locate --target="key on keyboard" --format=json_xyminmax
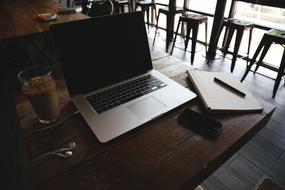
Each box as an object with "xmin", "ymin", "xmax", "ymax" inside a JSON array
[{"xmin": 86, "ymin": 75, "xmax": 167, "ymax": 113}]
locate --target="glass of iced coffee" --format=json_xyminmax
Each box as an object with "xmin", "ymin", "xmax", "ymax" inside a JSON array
[{"xmin": 18, "ymin": 65, "xmax": 60, "ymax": 124}]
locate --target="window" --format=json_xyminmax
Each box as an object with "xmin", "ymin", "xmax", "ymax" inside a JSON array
[
  {"xmin": 186, "ymin": 0, "xmax": 232, "ymax": 16},
  {"xmin": 235, "ymin": 2, "xmax": 285, "ymax": 29}
]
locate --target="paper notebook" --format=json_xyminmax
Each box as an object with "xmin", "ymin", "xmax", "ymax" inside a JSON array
[{"xmin": 187, "ymin": 70, "xmax": 263, "ymax": 113}]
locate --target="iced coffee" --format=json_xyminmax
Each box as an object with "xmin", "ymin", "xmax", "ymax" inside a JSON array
[{"xmin": 18, "ymin": 65, "xmax": 60, "ymax": 124}]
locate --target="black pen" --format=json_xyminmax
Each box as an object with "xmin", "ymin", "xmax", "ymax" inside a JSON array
[{"xmin": 214, "ymin": 77, "xmax": 246, "ymax": 97}]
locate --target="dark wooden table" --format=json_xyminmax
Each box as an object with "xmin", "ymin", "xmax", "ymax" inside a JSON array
[
  {"xmin": 15, "ymin": 55, "xmax": 275, "ymax": 190},
  {"xmin": 0, "ymin": 0, "xmax": 88, "ymax": 42}
]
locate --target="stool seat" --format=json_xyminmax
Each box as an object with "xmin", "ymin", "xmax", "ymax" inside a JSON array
[
  {"xmin": 114, "ymin": 0, "xmax": 129, "ymax": 3},
  {"xmin": 158, "ymin": 7, "xmax": 184, "ymax": 15},
  {"xmin": 136, "ymin": 0, "xmax": 152, "ymax": 5},
  {"xmin": 241, "ymin": 29, "xmax": 285, "ymax": 97},
  {"xmin": 170, "ymin": 13, "xmax": 208, "ymax": 64},
  {"xmin": 220, "ymin": 18, "xmax": 254, "ymax": 72},
  {"xmin": 266, "ymin": 29, "xmax": 285, "ymax": 42},
  {"xmin": 181, "ymin": 13, "xmax": 207, "ymax": 22},
  {"xmin": 224, "ymin": 18, "xmax": 254, "ymax": 28}
]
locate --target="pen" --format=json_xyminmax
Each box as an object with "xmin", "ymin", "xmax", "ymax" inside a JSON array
[{"xmin": 214, "ymin": 77, "xmax": 246, "ymax": 97}]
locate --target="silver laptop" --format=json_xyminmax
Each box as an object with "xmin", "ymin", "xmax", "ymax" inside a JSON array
[{"xmin": 50, "ymin": 12, "xmax": 196, "ymax": 143}]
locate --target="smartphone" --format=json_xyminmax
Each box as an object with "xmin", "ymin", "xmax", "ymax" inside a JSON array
[{"xmin": 177, "ymin": 108, "xmax": 223, "ymax": 138}]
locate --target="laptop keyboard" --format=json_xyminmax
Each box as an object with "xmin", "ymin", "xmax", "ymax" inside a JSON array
[{"xmin": 86, "ymin": 74, "xmax": 167, "ymax": 114}]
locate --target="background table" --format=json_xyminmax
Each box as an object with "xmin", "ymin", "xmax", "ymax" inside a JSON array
[{"xmin": 0, "ymin": 0, "xmax": 88, "ymax": 42}]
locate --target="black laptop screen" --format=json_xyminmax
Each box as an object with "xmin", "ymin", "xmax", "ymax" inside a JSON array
[{"xmin": 50, "ymin": 12, "xmax": 153, "ymax": 96}]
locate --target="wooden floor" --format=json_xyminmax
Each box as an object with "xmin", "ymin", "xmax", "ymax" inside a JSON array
[{"xmin": 149, "ymin": 27, "xmax": 285, "ymax": 190}]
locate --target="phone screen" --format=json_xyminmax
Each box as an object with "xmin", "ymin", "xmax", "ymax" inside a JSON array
[{"xmin": 178, "ymin": 108, "xmax": 223, "ymax": 138}]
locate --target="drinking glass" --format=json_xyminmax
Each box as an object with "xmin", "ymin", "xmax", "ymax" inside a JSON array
[{"xmin": 18, "ymin": 65, "xmax": 60, "ymax": 124}]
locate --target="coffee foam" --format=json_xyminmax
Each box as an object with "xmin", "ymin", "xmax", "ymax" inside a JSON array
[{"xmin": 23, "ymin": 75, "xmax": 56, "ymax": 96}]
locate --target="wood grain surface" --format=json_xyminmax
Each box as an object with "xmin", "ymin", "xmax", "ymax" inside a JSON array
[
  {"xmin": 0, "ymin": 0, "xmax": 88, "ymax": 41},
  {"xmin": 15, "ymin": 54, "xmax": 275, "ymax": 190}
]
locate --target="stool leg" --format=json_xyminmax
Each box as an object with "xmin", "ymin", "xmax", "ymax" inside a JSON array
[
  {"xmin": 185, "ymin": 23, "xmax": 192, "ymax": 51},
  {"xmin": 204, "ymin": 21, "xmax": 208, "ymax": 57},
  {"xmin": 273, "ymin": 50, "xmax": 285, "ymax": 97},
  {"xmin": 153, "ymin": 5, "xmax": 157, "ymax": 24},
  {"xmin": 222, "ymin": 26, "xmax": 229, "ymax": 48},
  {"xmin": 146, "ymin": 6, "xmax": 150, "ymax": 29},
  {"xmin": 223, "ymin": 28, "xmax": 234, "ymax": 57},
  {"xmin": 141, "ymin": 5, "xmax": 146, "ymax": 20},
  {"xmin": 152, "ymin": 11, "xmax": 160, "ymax": 45},
  {"xmin": 181, "ymin": 22, "xmax": 186, "ymax": 37},
  {"xmin": 151, "ymin": 4, "xmax": 156, "ymax": 24},
  {"xmin": 241, "ymin": 37, "xmax": 266, "ymax": 82},
  {"xmin": 131, "ymin": 0, "xmax": 135, "ymax": 11},
  {"xmin": 191, "ymin": 23, "xmax": 199, "ymax": 65},
  {"xmin": 151, "ymin": 4, "xmax": 154, "ymax": 24},
  {"xmin": 118, "ymin": 5, "xmax": 122, "ymax": 13},
  {"xmin": 128, "ymin": 2, "xmax": 131, "ymax": 12},
  {"xmin": 254, "ymin": 42, "xmax": 271, "ymax": 73},
  {"xmin": 230, "ymin": 29, "xmax": 244, "ymax": 73},
  {"xmin": 246, "ymin": 28, "xmax": 253, "ymax": 65},
  {"xmin": 170, "ymin": 19, "xmax": 181, "ymax": 55}
]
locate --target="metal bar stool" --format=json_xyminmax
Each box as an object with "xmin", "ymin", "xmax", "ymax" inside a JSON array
[
  {"xmin": 153, "ymin": 6, "xmax": 184, "ymax": 48},
  {"xmin": 113, "ymin": 0, "xmax": 131, "ymax": 13},
  {"xmin": 136, "ymin": 0, "xmax": 157, "ymax": 29},
  {"xmin": 170, "ymin": 13, "xmax": 208, "ymax": 65},
  {"xmin": 221, "ymin": 18, "xmax": 254, "ymax": 72},
  {"xmin": 241, "ymin": 29, "xmax": 285, "ymax": 98}
]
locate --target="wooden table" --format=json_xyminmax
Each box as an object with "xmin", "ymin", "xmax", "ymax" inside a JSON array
[
  {"xmin": 15, "ymin": 55, "xmax": 275, "ymax": 190},
  {"xmin": 0, "ymin": 0, "xmax": 88, "ymax": 42}
]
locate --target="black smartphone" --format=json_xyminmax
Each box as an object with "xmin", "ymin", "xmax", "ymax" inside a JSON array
[{"xmin": 178, "ymin": 108, "xmax": 223, "ymax": 138}]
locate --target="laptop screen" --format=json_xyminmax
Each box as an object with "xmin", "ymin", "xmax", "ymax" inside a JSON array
[{"xmin": 50, "ymin": 12, "xmax": 153, "ymax": 96}]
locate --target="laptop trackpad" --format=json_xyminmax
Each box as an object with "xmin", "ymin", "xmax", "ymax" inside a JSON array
[{"xmin": 127, "ymin": 96, "xmax": 167, "ymax": 120}]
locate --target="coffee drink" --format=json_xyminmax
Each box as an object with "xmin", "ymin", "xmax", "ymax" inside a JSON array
[{"xmin": 22, "ymin": 75, "xmax": 60, "ymax": 123}]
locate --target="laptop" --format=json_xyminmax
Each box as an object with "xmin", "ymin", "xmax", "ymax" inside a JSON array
[{"xmin": 50, "ymin": 12, "xmax": 196, "ymax": 143}]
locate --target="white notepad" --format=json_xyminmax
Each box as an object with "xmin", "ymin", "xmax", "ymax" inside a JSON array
[{"xmin": 187, "ymin": 70, "xmax": 263, "ymax": 113}]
